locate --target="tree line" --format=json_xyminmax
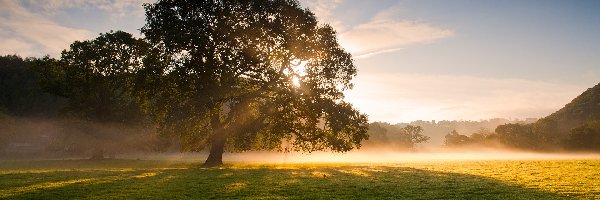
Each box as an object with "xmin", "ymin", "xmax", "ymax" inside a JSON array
[{"xmin": 444, "ymin": 119, "xmax": 600, "ymax": 151}]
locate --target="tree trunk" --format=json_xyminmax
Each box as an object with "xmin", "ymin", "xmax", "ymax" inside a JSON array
[{"xmin": 201, "ymin": 135, "xmax": 226, "ymax": 168}]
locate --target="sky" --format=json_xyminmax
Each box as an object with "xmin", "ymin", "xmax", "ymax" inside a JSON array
[{"xmin": 1, "ymin": 0, "xmax": 599, "ymax": 123}]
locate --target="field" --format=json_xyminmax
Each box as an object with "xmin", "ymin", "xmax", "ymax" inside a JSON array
[{"xmin": 1, "ymin": 158, "xmax": 599, "ymax": 199}]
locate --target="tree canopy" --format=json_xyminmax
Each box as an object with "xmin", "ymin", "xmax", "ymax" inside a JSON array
[
  {"xmin": 567, "ymin": 120, "xmax": 600, "ymax": 151},
  {"xmin": 0, "ymin": 55, "xmax": 66, "ymax": 117},
  {"xmin": 140, "ymin": 0, "xmax": 368, "ymax": 166},
  {"xmin": 57, "ymin": 31, "xmax": 150, "ymax": 123}
]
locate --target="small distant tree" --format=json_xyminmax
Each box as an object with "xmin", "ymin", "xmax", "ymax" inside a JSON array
[
  {"xmin": 141, "ymin": 0, "xmax": 368, "ymax": 167},
  {"xmin": 398, "ymin": 125, "xmax": 430, "ymax": 149},
  {"xmin": 444, "ymin": 130, "xmax": 470, "ymax": 147}
]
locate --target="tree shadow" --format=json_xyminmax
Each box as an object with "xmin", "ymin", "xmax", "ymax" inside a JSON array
[{"xmin": 2, "ymin": 164, "xmax": 578, "ymax": 199}]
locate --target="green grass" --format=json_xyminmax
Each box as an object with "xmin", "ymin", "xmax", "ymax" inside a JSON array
[{"xmin": 1, "ymin": 159, "xmax": 599, "ymax": 199}]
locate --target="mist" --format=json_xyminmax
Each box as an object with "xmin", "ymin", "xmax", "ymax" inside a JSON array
[
  {"xmin": 0, "ymin": 115, "xmax": 162, "ymax": 160},
  {"xmin": 234, "ymin": 150, "xmax": 600, "ymax": 163},
  {"xmin": 3, "ymin": 114, "xmax": 600, "ymax": 163},
  {"xmin": 109, "ymin": 149, "xmax": 600, "ymax": 165}
]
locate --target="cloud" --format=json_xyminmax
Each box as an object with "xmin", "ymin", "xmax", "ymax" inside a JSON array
[
  {"xmin": 299, "ymin": 1, "xmax": 454, "ymax": 58},
  {"xmin": 345, "ymin": 73, "xmax": 586, "ymax": 123},
  {"xmin": 281, "ymin": 1, "xmax": 457, "ymax": 60},
  {"xmin": 0, "ymin": 0, "xmax": 95, "ymax": 57},
  {"xmin": 0, "ymin": 38, "xmax": 37, "ymax": 56},
  {"xmin": 22, "ymin": 0, "xmax": 149, "ymax": 17},
  {"xmin": 299, "ymin": 0, "xmax": 345, "ymax": 31},
  {"xmin": 339, "ymin": 6, "xmax": 453, "ymax": 58}
]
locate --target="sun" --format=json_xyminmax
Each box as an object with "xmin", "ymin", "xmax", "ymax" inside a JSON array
[
  {"xmin": 292, "ymin": 76, "xmax": 301, "ymax": 87},
  {"xmin": 289, "ymin": 59, "xmax": 308, "ymax": 87}
]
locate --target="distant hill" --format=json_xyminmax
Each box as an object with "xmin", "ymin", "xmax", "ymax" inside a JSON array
[
  {"xmin": 542, "ymin": 82, "xmax": 600, "ymax": 136},
  {"xmin": 440, "ymin": 82, "xmax": 600, "ymax": 151}
]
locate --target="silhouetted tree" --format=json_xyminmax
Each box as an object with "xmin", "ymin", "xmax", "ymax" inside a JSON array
[{"xmin": 141, "ymin": 0, "xmax": 368, "ymax": 167}]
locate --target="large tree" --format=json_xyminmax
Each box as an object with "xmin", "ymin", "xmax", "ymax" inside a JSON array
[{"xmin": 141, "ymin": 0, "xmax": 368, "ymax": 167}]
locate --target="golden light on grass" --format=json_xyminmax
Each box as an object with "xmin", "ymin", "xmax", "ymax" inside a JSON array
[
  {"xmin": 219, "ymin": 172, "xmax": 234, "ymax": 177},
  {"xmin": 337, "ymin": 168, "xmax": 370, "ymax": 177},
  {"xmin": 0, "ymin": 168, "xmax": 169, "ymax": 198},
  {"xmin": 1, "ymin": 159, "xmax": 598, "ymax": 198},
  {"xmin": 226, "ymin": 182, "xmax": 248, "ymax": 192},
  {"xmin": 0, "ymin": 178, "xmax": 97, "ymax": 198},
  {"xmin": 131, "ymin": 172, "xmax": 159, "ymax": 178},
  {"xmin": 311, "ymin": 171, "xmax": 332, "ymax": 178}
]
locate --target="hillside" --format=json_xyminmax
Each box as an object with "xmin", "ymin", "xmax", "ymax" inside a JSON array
[{"xmin": 542, "ymin": 82, "xmax": 600, "ymax": 136}]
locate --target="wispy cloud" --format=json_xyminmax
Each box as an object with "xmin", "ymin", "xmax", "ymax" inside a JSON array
[
  {"xmin": 0, "ymin": 0, "xmax": 95, "ymax": 57},
  {"xmin": 345, "ymin": 73, "xmax": 586, "ymax": 123},
  {"xmin": 22, "ymin": 0, "xmax": 149, "ymax": 17},
  {"xmin": 299, "ymin": 1, "xmax": 454, "ymax": 59},
  {"xmin": 0, "ymin": 0, "xmax": 153, "ymax": 58},
  {"xmin": 339, "ymin": 5, "xmax": 453, "ymax": 58},
  {"xmin": 299, "ymin": 0, "xmax": 346, "ymax": 31},
  {"xmin": 340, "ymin": 20, "xmax": 453, "ymax": 58}
]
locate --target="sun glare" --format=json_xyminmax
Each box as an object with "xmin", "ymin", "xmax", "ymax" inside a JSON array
[
  {"xmin": 289, "ymin": 60, "xmax": 308, "ymax": 87},
  {"xmin": 292, "ymin": 77, "xmax": 301, "ymax": 87}
]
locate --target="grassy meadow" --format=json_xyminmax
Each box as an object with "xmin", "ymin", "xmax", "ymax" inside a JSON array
[{"xmin": 1, "ymin": 159, "xmax": 599, "ymax": 199}]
